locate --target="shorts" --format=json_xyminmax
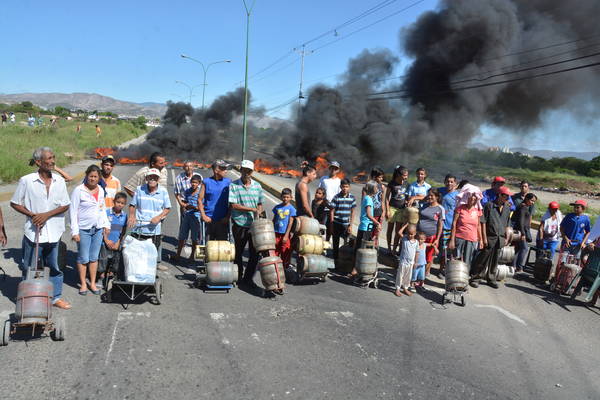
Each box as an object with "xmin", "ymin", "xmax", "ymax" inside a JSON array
[
  {"xmin": 412, "ymin": 264, "xmax": 425, "ymax": 281},
  {"xmin": 178, "ymin": 213, "xmax": 200, "ymax": 241},
  {"xmin": 425, "ymin": 235, "xmax": 437, "ymax": 263},
  {"xmin": 387, "ymin": 206, "xmax": 407, "ymax": 224},
  {"xmin": 440, "ymin": 229, "xmax": 452, "ymax": 250},
  {"xmin": 77, "ymin": 227, "xmax": 104, "ymax": 264}
]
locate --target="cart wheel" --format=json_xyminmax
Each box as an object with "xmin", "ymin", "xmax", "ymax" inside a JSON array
[
  {"xmin": 320, "ymin": 275, "xmax": 327, "ymax": 282},
  {"xmin": 461, "ymin": 294, "xmax": 466, "ymax": 307},
  {"xmin": 155, "ymin": 279, "xmax": 163, "ymax": 305},
  {"xmin": 549, "ymin": 282, "xmax": 557, "ymax": 292},
  {"xmin": 2, "ymin": 319, "xmax": 10, "ymax": 346},
  {"xmin": 442, "ymin": 293, "xmax": 447, "ymax": 304},
  {"xmin": 52, "ymin": 318, "xmax": 65, "ymax": 341}
]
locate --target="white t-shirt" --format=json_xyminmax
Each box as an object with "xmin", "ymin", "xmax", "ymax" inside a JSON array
[
  {"xmin": 318, "ymin": 176, "xmax": 341, "ymax": 203},
  {"xmin": 541, "ymin": 212, "xmax": 562, "ymax": 242},
  {"xmin": 398, "ymin": 237, "xmax": 419, "ymax": 267}
]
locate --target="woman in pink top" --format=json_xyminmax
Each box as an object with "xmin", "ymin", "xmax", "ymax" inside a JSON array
[
  {"xmin": 448, "ymin": 184, "xmax": 483, "ymax": 265},
  {"xmin": 70, "ymin": 165, "xmax": 109, "ymax": 295}
]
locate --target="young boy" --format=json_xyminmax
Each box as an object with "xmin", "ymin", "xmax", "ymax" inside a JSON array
[
  {"xmin": 99, "ymin": 192, "xmax": 128, "ymax": 280},
  {"xmin": 175, "ymin": 175, "xmax": 202, "ymax": 261},
  {"xmin": 329, "ymin": 178, "xmax": 357, "ymax": 261},
  {"xmin": 407, "ymin": 167, "xmax": 431, "ymax": 208},
  {"xmin": 560, "ymin": 199, "xmax": 591, "ymax": 260},
  {"xmin": 272, "ymin": 188, "xmax": 296, "ymax": 268},
  {"xmin": 396, "ymin": 224, "xmax": 418, "ymax": 297}
]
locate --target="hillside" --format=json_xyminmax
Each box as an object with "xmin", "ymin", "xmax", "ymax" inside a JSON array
[{"xmin": 0, "ymin": 92, "xmax": 166, "ymax": 118}]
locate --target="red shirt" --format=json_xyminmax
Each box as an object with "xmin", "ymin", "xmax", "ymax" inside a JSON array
[{"xmin": 455, "ymin": 205, "xmax": 482, "ymax": 242}]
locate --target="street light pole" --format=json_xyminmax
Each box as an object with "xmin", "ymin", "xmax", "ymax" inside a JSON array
[
  {"xmin": 174, "ymin": 80, "xmax": 200, "ymax": 104},
  {"xmin": 241, "ymin": 0, "xmax": 256, "ymax": 161},
  {"xmin": 180, "ymin": 55, "xmax": 231, "ymax": 109}
]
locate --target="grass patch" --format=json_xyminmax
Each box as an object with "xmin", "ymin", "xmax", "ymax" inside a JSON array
[{"xmin": 0, "ymin": 117, "xmax": 147, "ymax": 183}]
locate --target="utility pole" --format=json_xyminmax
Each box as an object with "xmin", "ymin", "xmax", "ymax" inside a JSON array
[
  {"xmin": 241, "ymin": 0, "xmax": 256, "ymax": 161},
  {"xmin": 294, "ymin": 45, "xmax": 313, "ymax": 120}
]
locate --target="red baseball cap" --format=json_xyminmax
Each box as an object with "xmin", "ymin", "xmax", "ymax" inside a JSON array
[
  {"xmin": 570, "ymin": 199, "xmax": 587, "ymax": 208},
  {"xmin": 493, "ymin": 176, "xmax": 506, "ymax": 183},
  {"xmin": 548, "ymin": 201, "xmax": 560, "ymax": 209},
  {"xmin": 498, "ymin": 186, "xmax": 513, "ymax": 196}
]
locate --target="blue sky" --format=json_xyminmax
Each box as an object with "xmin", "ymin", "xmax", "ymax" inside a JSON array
[{"xmin": 1, "ymin": 0, "xmax": 596, "ymax": 152}]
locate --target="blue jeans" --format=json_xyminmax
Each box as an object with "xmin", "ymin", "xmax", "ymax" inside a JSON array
[
  {"xmin": 515, "ymin": 240, "xmax": 529, "ymax": 269},
  {"xmin": 77, "ymin": 227, "xmax": 104, "ymax": 264},
  {"xmin": 21, "ymin": 236, "xmax": 63, "ymax": 303},
  {"xmin": 542, "ymin": 240, "xmax": 559, "ymax": 261},
  {"xmin": 178, "ymin": 213, "xmax": 200, "ymax": 241}
]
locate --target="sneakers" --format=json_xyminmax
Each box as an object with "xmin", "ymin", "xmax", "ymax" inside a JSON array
[
  {"xmin": 469, "ymin": 280, "xmax": 480, "ymax": 288},
  {"xmin": 487, "ymin": 280, "xmax": 499, "ymax": 289}
]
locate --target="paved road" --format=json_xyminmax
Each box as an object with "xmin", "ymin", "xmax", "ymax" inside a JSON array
[{"xmin": 0, "ymin": 163, "xmax": 599, "ymax": 400}]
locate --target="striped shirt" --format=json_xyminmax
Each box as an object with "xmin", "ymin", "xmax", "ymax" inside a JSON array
[
  {"xmin": 175, "ymin": 171, "xmax": 200, "ymax": 196},
  {"xmin": 130, "ymin": 184, "xmax": 172, "ymax": 235},
  {"xmin": 330, "ymin": 192, "xmax": 356, "ymax": 226},
  {"xmin": 229, "ymin": 178, "xmax": 263, "ymax": 228}
]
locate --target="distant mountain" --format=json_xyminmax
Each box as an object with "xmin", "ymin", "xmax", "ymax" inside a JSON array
[
  {"xmin": 468, "ymin": 142, "xmax": 599, "ymax": 161},
  {"xmin": 0, "ymin": 92, "xmax": 167, "ymax": 118}
]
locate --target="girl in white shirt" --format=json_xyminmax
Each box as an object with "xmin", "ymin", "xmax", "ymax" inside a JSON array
[
  {"xmin": 537, "ymin": 201, "xmax": 563, "ymax": 261},
  {"xmin": 70, "ymin": 165, "xmax": 109, "ymax": 295}
]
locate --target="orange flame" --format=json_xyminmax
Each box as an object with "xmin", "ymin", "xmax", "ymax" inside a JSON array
[
  {"xmin": 172, "ymin": 160, "xmax": 212, "ymax": 168},
  {"xmin": 95, "ymin": 147, "xmax": 115, "ymax": 158},
  {"xmin": 118, "ymin": 157, "xmax": 149, "ymax": 165},
  {"xmin": 254, "ymin": 159, "xmax": 302, "ymax": 177}
]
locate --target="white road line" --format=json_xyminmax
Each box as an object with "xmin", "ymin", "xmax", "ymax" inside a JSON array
[
  {"xmin": 105, "ymin": 311, "xmax": 151, "ymax": 365},
  {"xmin": 105, "ymin": 317, "xmax": 121, "ymax": 365},
  {"xmin": 474, "ymin": 304, "xmax": 527, "ymax": 326}
]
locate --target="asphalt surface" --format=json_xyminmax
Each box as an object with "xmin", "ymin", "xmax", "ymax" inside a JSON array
[{"xmin": 0, "ymin": 163, "xmax": 599, "ymax": 400}]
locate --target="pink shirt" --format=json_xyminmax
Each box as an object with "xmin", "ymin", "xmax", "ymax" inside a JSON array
[{"xmin": 455, "ymin": 205, "xmax": 481, "ymax": 242}]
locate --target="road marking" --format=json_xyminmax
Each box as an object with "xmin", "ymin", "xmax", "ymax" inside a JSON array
[
  {"xmin": 105, "ymin": 311, "xmax": 152, "ymax": 365},
  {"xmin": 474, "ymin": 304, "xmax": 527, "ymax": 326}
]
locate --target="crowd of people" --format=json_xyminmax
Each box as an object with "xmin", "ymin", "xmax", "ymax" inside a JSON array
[{"xmin": 2, "ymin": 146, "xmax": 600, "ymax": 308}]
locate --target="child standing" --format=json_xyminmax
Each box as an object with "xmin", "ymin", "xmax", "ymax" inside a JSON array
[
  {"xmin": 311, "ymin": 187, "xmax": 328, "ymax": 226},
  {"xmin": 407, "ymin": 167, "xmax": 431, "ymax": 208},
  {"xmin": 330, "ymin": 178, "xmax": 357, "ymax": 261},
  {"xmin": 175, "ymin": 175, "xmax": 202, "ymax": 261},
  {"xmin": 396, "ymin": 224, "xmax": 418, "ymax": 297},
  {"xmin": 411, "ymin": 232, "xmax": 428, "ymax": 291},
  {"xmin": 272, "ymin": 188, "xmax": 297, "ymax": 267},
  {"xmin": 99, "ymin": 192, "xmax": 128, "ymax": 280}
]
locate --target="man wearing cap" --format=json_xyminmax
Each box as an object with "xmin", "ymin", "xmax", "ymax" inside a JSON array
[
  {"xmin": 128, "ymin": 168, "xmax": 171, "ymax": 270},
  {"xmin": 318, "ymin": 161, "xmax": 341, "ymax": 239},
  {"xmin": 471, "ymin": 186, "xmax": 512, "ymax": 289},
  {"xmin": 560, "ymin": 199, "xmax": 591, "ymax": 259},
  {"xmin": 100, "ymin": 155, "xmax": 121, "ymax": 208},
  {"xmin": 481, "ymin": 177, "xmax": 515, "ymax": 211},
  {"xmin": 199, "ymin": 160, "xmax": 232, "ymax": 241},
  {"xmin": 124, "ymin": 152, "xmax": 168, "ymax": 197},
  {"xmin": 229, "ymin": 160, "xmax": 263, "ymax": 287}
]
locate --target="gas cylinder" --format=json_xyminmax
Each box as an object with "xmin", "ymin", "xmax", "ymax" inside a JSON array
[
  {"xmin": 498, "ymin": 246, "xmax": 515, "ymax": 265},
  {"xmin": 297, "ymin": 254, "xmax": 334, "ymax": 277},
  {"xmin": 258, "ymin": 256, "xmax": 285, "ymax": 291},
  {"xmin": 495, "ymin": 264, "xmax": 515, "ymax": 281},
  {"xmin": 355, "ymin": 248, "xmax": 377, "ymax": 280},
  {"xmin": 15, "ymin": 268, "xmax": 53, "ymax": 324},
  {"xmin": 297, "ymin": 234, "xmax": 327, "ymax": 255},
  {"xmin": 294, "ymin": 216, "xmax": 322, "ymax": 236},
  {"xmin": 206, "ymin": 262, "xmax": 238, "ymax": 286},
  {"xmin": 206, "ymin": 241, "xmax": 236, "ymax": 262},
  {"xmin": 336, "ymin": 242, "xmax": 355, "ymax": 273},
  {"xmin": 405, "ymin": 207, "xmax": 419, "ymax": 225},
  {"xmin": 533, "ymin": 255, "xmax": 553, "ymax": 282},
  {"xmin": 445, "ymin": 259, "xmax": 470, "ymax": 290},
  {"xmin": 250, "ymin": 219, "xmax": 276, "ymax": 252}
]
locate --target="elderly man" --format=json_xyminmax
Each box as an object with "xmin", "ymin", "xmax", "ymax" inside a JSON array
[
  {"xmin": 229, "ymin": 160, "xmax": 263, "ymax": 288},
  {"xmin": 128, "ymin": 168, "xmax": 171, "ymax": 270},
  {"xmin": 199, "ymin": 160, "xmax": 231, "ymax": 241},
  {"xmin": 10, "ymin": 147, "xmax": 72, "ymax": 309},
  {"xmin": 124, "ymin": 152, "xmax": 168, "ymax": 197},
  {"xmin": 471, "ymin": 186, "xmax": 512, "ymax": 289},
  {"xmin": 481, "ymin": 176, "xmax": 515, "ymax": 211},
  {"xmin": 100, "ymin": 155, "xmax": 121, "ymax": 208}
]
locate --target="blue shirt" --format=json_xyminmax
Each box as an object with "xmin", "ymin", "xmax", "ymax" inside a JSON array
[
  {"xmin": 560, "ymin": 213, "xmax": 591, "ymax": 245},
  {"xmin": 407, "ymin": 181, "xmax": 431, "ymax": 198},
  {"xmin": 358, "ymin": 195, "xmax": 374, "ymax": 231},
  {"xmin": 203, "ymin": 176, "xmax": 231, "ymax": 221},
  {"xmin": 272, "ymin": 203, "xmax": 296, "ymax": 234},
  {"xmin": 481, "ymin": 188, "xmax": 516, "ymax": 211},
  {"xmin": 106, "ymin": 208, "xmax": 127, "ymax": 242},
  {"xmin": 183, "ymin": 187, "xmax": 200, "ymax": 218},
  {"xmin": 416, "ymin": 243, "xmax": 427, "ymax": 266},
  {"xmin": 130, "ymin": 184, "xmax": 172, "ymax": 235},
  {"xmin": 331, "ymin": 192, "xmax": 357, "ymax": 226},
  {"xmin": 441, "ymin": 190, "xmax": 459, "ymax": 231}
]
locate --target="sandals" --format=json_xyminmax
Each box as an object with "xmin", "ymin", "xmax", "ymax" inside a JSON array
[{"xmin": 78, "ymin": 290, "xmax": 88, "ymax": 296}]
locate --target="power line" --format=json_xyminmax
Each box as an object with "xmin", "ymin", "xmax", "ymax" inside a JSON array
[{"xmin": 369, "ymin": 60, "xmax": 600, "ymax": 100}]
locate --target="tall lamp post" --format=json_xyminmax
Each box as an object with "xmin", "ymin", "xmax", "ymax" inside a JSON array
[
  {"xmin": 180, "ymin": 55, "xmax": 231, "ymax": 109},
  {"xmin": 174, "ymin": 80, "xmax": 201, "ymax": 104},
  {"xmin": 241, "ymin": 0, "xmax": 256, "ymax": 161}
]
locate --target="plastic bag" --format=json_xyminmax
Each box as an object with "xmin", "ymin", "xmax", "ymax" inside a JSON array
[{"xmin": 122, "ymin": 235, "xmax": 157, "ymax": 283}]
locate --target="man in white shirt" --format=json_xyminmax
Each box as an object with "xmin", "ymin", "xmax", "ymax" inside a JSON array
[
  {"xmin": 319, "ymin": 161, "xmax": 342, "ymax": 240},
  {"xmin": 11, "ymin": 147, "xmax": 72, "ymax": 310},
  {"xmin": 124, "ymin": 152, "xmax": 168, "ymax": 197}
]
